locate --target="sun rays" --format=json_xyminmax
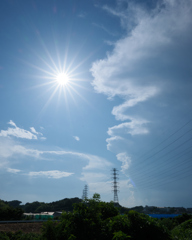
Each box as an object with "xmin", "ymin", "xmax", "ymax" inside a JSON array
[
  {"xmin": 56, "ymin": 72, "xmax": 70, "ymax": 86},
  {"xmin": 22, "ymin": 36, "xmax": 93, "ymax": 116}
]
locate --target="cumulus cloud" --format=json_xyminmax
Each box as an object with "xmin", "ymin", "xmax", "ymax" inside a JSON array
[
  {"xmin": 91, "ymin": 0, "xmax": 192, "ymax": 116},
  {"xmin": 91, "ymin": 0, "xmax": 192, "ymax": 163},
  {"xmin": 116, "ymin": 152, "xmax": 131, "ymax": 174},
  {"xmin": 106, "ymin": 136, "xmax": 124, "ymax": 151},
  {"xmin": 28, "ymin": 170, "xmax": 74, "ymax": 179},
  {"xmin": 107, "ymin": 118, "xmax": 149, "ymax": 138}
]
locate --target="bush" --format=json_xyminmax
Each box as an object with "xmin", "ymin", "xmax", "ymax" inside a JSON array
[
  {"xmin": 171, "ymin": 219, "xmax": 192, "ymax": 240},
  {"xmin": 127, "ymin": 210, "xmax": 171, "ymax": 240}
]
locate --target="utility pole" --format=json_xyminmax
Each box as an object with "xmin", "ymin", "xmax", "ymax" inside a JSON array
[
  {"xmin": 82, "ymin": 184, "xmax": 88, "ymax": 201},
  {"xmin": 111, "ymin": 168, "xmax": 119, "ymax": 203}
]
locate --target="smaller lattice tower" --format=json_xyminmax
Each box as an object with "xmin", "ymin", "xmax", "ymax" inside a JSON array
[
  {"xmin": 111, "ymin": 168, "xmax": 119, "ymax": 203},
  {"xmin": 82, "ymin": 184, "xmax": 88, "ymax": 201}
]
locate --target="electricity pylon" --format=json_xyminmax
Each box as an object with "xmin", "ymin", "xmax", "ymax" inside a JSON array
[
  {"xmin": 111, "ymin": 168, "xmax": 119, "ymax": 203},
  {"xmin": 82, "ymin": 184, "xmax": 88, "ymax": 201}
]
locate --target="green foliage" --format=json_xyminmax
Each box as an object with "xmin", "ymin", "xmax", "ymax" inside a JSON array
[
  {"xmin": 104, "ymin": 214, "xmax": 131, "ymax": 239},
  {"xmin": 173, "ymin": 213, "xmax": 192, "ymax": 225},
  {"xmin": 0, "ymin": 231, "xmax": 41, "ymax": 240},
  {"xmin": 41, "ymin": 220, "xmax": 57, "ymax": 240},
  {"xmin": 171, "ymin": 219, "xmax": 192, "ymax": 240},
  {"xmin": 0, "ymin": 206, "xmax": 24, "ymax": 220},
  {"xmin": 7, "ymin": 200, "xmax": 22, "ymax": 208},
  {"xmin": 112, "ymin": 231, "xmax": 131, "ymax": 240},
  {"xmin": 22, "ymin": 197, "xmax": 82, "ymax": 213},
  {"xmin": 92, "ymin": 193, "xmax": 101, "ymax": 201},
  {"xmin": 1, "ymin": 195, "xmax": 190, "ymax": 240},
  {"xmin": 0, "ymin": 200, "xmax": 10, "ymax": 208},
  {"xmin": 68, "ymin": 234, "xmax": 77, "ymax": 240},
  {"xmin": 159, "ymin": 217, "xmax": 176, "ymax": 231},
  {"xmin": 0, "ymin": 231, "xmax": 10, "ymax": 240},
  {"xmin": 127, "ymin": 210, "xmax": 171, "ymax": 240}
]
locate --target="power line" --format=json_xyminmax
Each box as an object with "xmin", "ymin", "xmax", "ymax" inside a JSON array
[
  {"xmin": 133, "ymin": 118, "xmax": 192, "ymax": 164},
  {"xmin": 129, "ymin": 127, "xmax": 192, "ymax": 175},
  {"xmin": 127, "ymin": 118, "xmax": 192, "ymax": 190},
  {"xmin": 132, "ymin": 137, "xmax": 192, "ymax": 180}
]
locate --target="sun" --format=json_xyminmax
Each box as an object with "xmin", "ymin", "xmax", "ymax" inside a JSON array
[{"xmin": 56, "ymin": 72, "xmax": 70, "ymax": 86}]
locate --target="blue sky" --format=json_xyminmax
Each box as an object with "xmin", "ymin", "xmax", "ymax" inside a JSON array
[{"xmin": 0, "ymin": 0, "xmax": 192, "ymax": 208}]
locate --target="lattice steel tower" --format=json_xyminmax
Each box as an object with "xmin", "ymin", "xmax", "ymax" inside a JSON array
[
  {"xmin": 111, "ymin": 168, "xmax": 119, "ymax": 203},
  {"xmin": 82, "ymin": 184, "xmax": 88, "ymax": 201}
]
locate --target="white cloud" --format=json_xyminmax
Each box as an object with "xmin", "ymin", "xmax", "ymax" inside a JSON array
[
  {"xmin": 73, "ymin": 136, "xmax": 80, "ymax": 141},
  {"xmin": 111, "ymin": 88, "xmax": 157, "ymax": 121},
  {"xmin": 28, "ymin": 170, "xmax": 74, "ymax": 179},
  {"xmin": 46, "ymin": 150, "xmax": 112, "ymax": 170},
  {"xmin": 116, "ymin": 152, "xmax": 131, "ymax": 174},
  {"xmin": 91, "ymin": 0, "xmax": 192, "ymax": 111},
  {"xmin": 40, "ymin": 137, "xmax": 47, "ymax": 140},
  {"xmin": 81, "ymin": 153, "xmax": 112, "ymax": 170},
  {"xmin": 88, "ymin": 181, "xmax": 111, "ymax": 195},
  {"xmin": 107, "ymin": 118, "xmax": 149, "ymax": 137},
  {"xmin": 106, "ymin": 136, "xmax": 124, "ymax": 151},
  {"xmin": 91, "ymin": 0, "xmax": 192, "ymax": 158},
  {"xmin": 0, "ymin": 121, "xmax": 37, "ymax": 140},
  {"xmin": 0, "ymin": 138, "xmax": 43, "ymax": 162},
  {"xmin": 30, "ymin": 127, "xmax": 42, "ymax": 135},
  {"xmin": 0, "ymin": 121, "xmax": 45, "ymax": 140},
  {"xmin": 0, "ymin": 136, "xmax": 111, "ymax": 172},
  {"xmin": 7, "ymin": 168, "xmax": 21, "ymax": 174},
  {"xmin": 8, "ymin": 120, "xmax": 17, "ymax": 127},
  {"xmin": 80, "ymin": 172, "xmax": 107, "ymax": 182}
]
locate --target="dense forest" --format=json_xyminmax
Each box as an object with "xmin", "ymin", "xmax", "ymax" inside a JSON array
[
  {"xmin": 1, "ymin": 198, "xmax": 82, "ymax": 214},
  {"xmin": 0, "ymin": 194, "xmax": 192, "ymax": 239},
  {"xmin": 1, "ymin": 198, "xmax": 129, "ymax": 215}
]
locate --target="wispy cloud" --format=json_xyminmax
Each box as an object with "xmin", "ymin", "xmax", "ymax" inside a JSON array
[
  {"xmin": 80, "ymin": 172, "xmax": 107, "ymax": 182},
  {"xmin": 78, "ymin": 12, "xmax": 86, "ymax": 18},
  {"xmin": 73, "ymin": 136, "xmax": 80, "ymax": 141},
  {"xmin": 40, "ymin": 137, "xmax": 47, "ymax": 140},
  {"xmin": 0, "ymin": 134, "xmax": 112, "ymax": 191},
  {"xmin": 0, "ymin": 120, "xmax": 44, "ymax": 140},
  {"xmin": 0, "ymin": 138, "xmax": 43, "ymax": 162},
  {"xmin": 7, "ymin": 168, "xmax": 21, "ymax": 174},
  {"xmin": 28, "ymin": 170, "xmax": 74, "ymax": 179},
  {"xmin": 30, "ymin": 127, "xmax": 42, "ymax": 135},
  {"xmin": 0, "ymin": 137, "xmax": 111, "ymax": 171},
  {"xmin": 8, "ymin": 120, "xmax": 17, "ymax": 127},
  {"xmin": 92, "ymin": 23, "xmax": 118, "ymax": 36},
  {"xmin": 45, "ymin": 151, "xmax": 112, "ymax": 170}
]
